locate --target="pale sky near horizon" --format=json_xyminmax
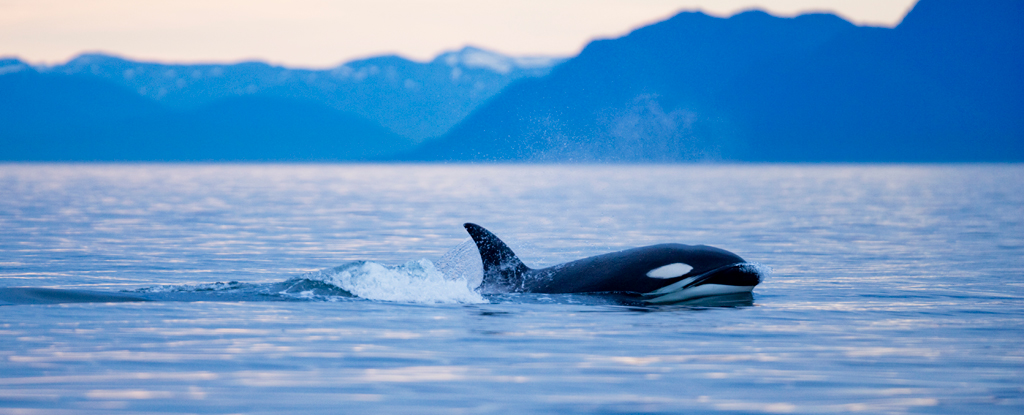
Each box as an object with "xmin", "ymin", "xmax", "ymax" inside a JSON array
[{"xmin": 2, "ymin": 0, "xmax": 919, "ymax": 68}]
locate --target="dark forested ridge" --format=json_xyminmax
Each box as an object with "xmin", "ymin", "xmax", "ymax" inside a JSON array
[{"xmin": 409, "ymin": 0, "xmax": 1023, "ymax": 162}]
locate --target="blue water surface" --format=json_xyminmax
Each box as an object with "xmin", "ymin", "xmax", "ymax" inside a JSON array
[{"xmin": 1, "ymin": 164, "xmax": 1022, "ymax": 414}]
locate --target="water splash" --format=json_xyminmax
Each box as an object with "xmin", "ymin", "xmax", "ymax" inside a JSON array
[
  {"xmin": 739, "ymin": 262, "xmax": 774, "ymax": 283},
  {"xmin": 434, "ymin": 237, "xmax": 484, "ymax": 291},
  {"xmin": 299, "ymin": 259, "xmax": 485, "ymax": 304}
]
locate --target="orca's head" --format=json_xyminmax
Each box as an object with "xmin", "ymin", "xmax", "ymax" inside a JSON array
[
  {"xmin": 640, "ymin": 244, "xmax": 763, "ymax": 303},
  {"xmin": 640, "ymin": 244, "xmax": 762, "ymax": 294}
]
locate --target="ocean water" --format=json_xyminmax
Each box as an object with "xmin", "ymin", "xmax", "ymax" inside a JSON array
[{"xmin": 0, "ymin": 163, "xmax": 1022, "ymax": 414}]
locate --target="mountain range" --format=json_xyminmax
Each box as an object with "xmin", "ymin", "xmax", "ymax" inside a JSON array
[
  {"xmin": 1, "ymin": 47, "xmax": 563, "ymax": 161},
  {"xmin": 2, "ymin": 0, "xmax": 1022, "ymax": 162}
]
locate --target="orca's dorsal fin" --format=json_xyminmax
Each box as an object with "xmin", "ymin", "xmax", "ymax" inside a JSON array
[{"xmin": 464, "ymin": 223, "xmax": 531, "ymax": 292}]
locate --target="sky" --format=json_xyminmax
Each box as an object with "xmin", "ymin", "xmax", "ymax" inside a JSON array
[{"xmin": 1, "ymin": 0, "xmax": 919, "ymax": 68}]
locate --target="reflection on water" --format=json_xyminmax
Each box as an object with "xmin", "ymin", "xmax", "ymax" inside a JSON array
[{"xmin": 1, "ymin": 164, "xmax": 1023, "ymax": 413}]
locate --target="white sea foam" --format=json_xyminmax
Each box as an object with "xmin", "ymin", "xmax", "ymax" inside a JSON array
[{"xmin": 301, "ymin": 259, "xmax": 485, "ymax": 304}]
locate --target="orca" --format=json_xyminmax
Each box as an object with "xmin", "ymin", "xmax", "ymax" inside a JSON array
[{"xmin": 463, "ymin": 223, "xmax": 763, "ymax": 304}]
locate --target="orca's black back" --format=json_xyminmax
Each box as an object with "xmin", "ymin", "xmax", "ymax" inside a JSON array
[{"xmin": 526, "ymin": 244, "xmax": 744, "ymax": 294}]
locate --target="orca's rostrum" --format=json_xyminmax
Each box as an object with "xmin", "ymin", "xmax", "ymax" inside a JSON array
[{"xmin": 463, "ymin": 223, "xmax": 764, "ymax": 303}]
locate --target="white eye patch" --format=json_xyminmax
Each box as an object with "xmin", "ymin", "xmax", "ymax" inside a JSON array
[{"xmin": 646, "ymin": 263, "xmax": 693, "ymax": 279}]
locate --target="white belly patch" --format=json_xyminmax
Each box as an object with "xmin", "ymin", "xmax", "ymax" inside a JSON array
[{"xmin": 643, "ymin": 283, "xmax": 755, "ymax": 304}]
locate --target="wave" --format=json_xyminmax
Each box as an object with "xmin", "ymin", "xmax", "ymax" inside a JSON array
[
  {"xmin": 122, "ymin": 259, "xmax": 484, "ymax": 305},
  {"xmin": 120, "ymin": 238, "xmax": 488, "ymax": 305}
]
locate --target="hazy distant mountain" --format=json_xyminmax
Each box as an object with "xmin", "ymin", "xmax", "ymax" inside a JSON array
[
  {"xmin": 42, "ymin": 47, "xmax": 565, "ymax": 141},
  {"xmin": 1, "ymin": 47, "xmax": 564, "ymax": 161},
  {"xmin": 410, "ymin": 0, "xmax": 1024, "ymax": 162}
]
